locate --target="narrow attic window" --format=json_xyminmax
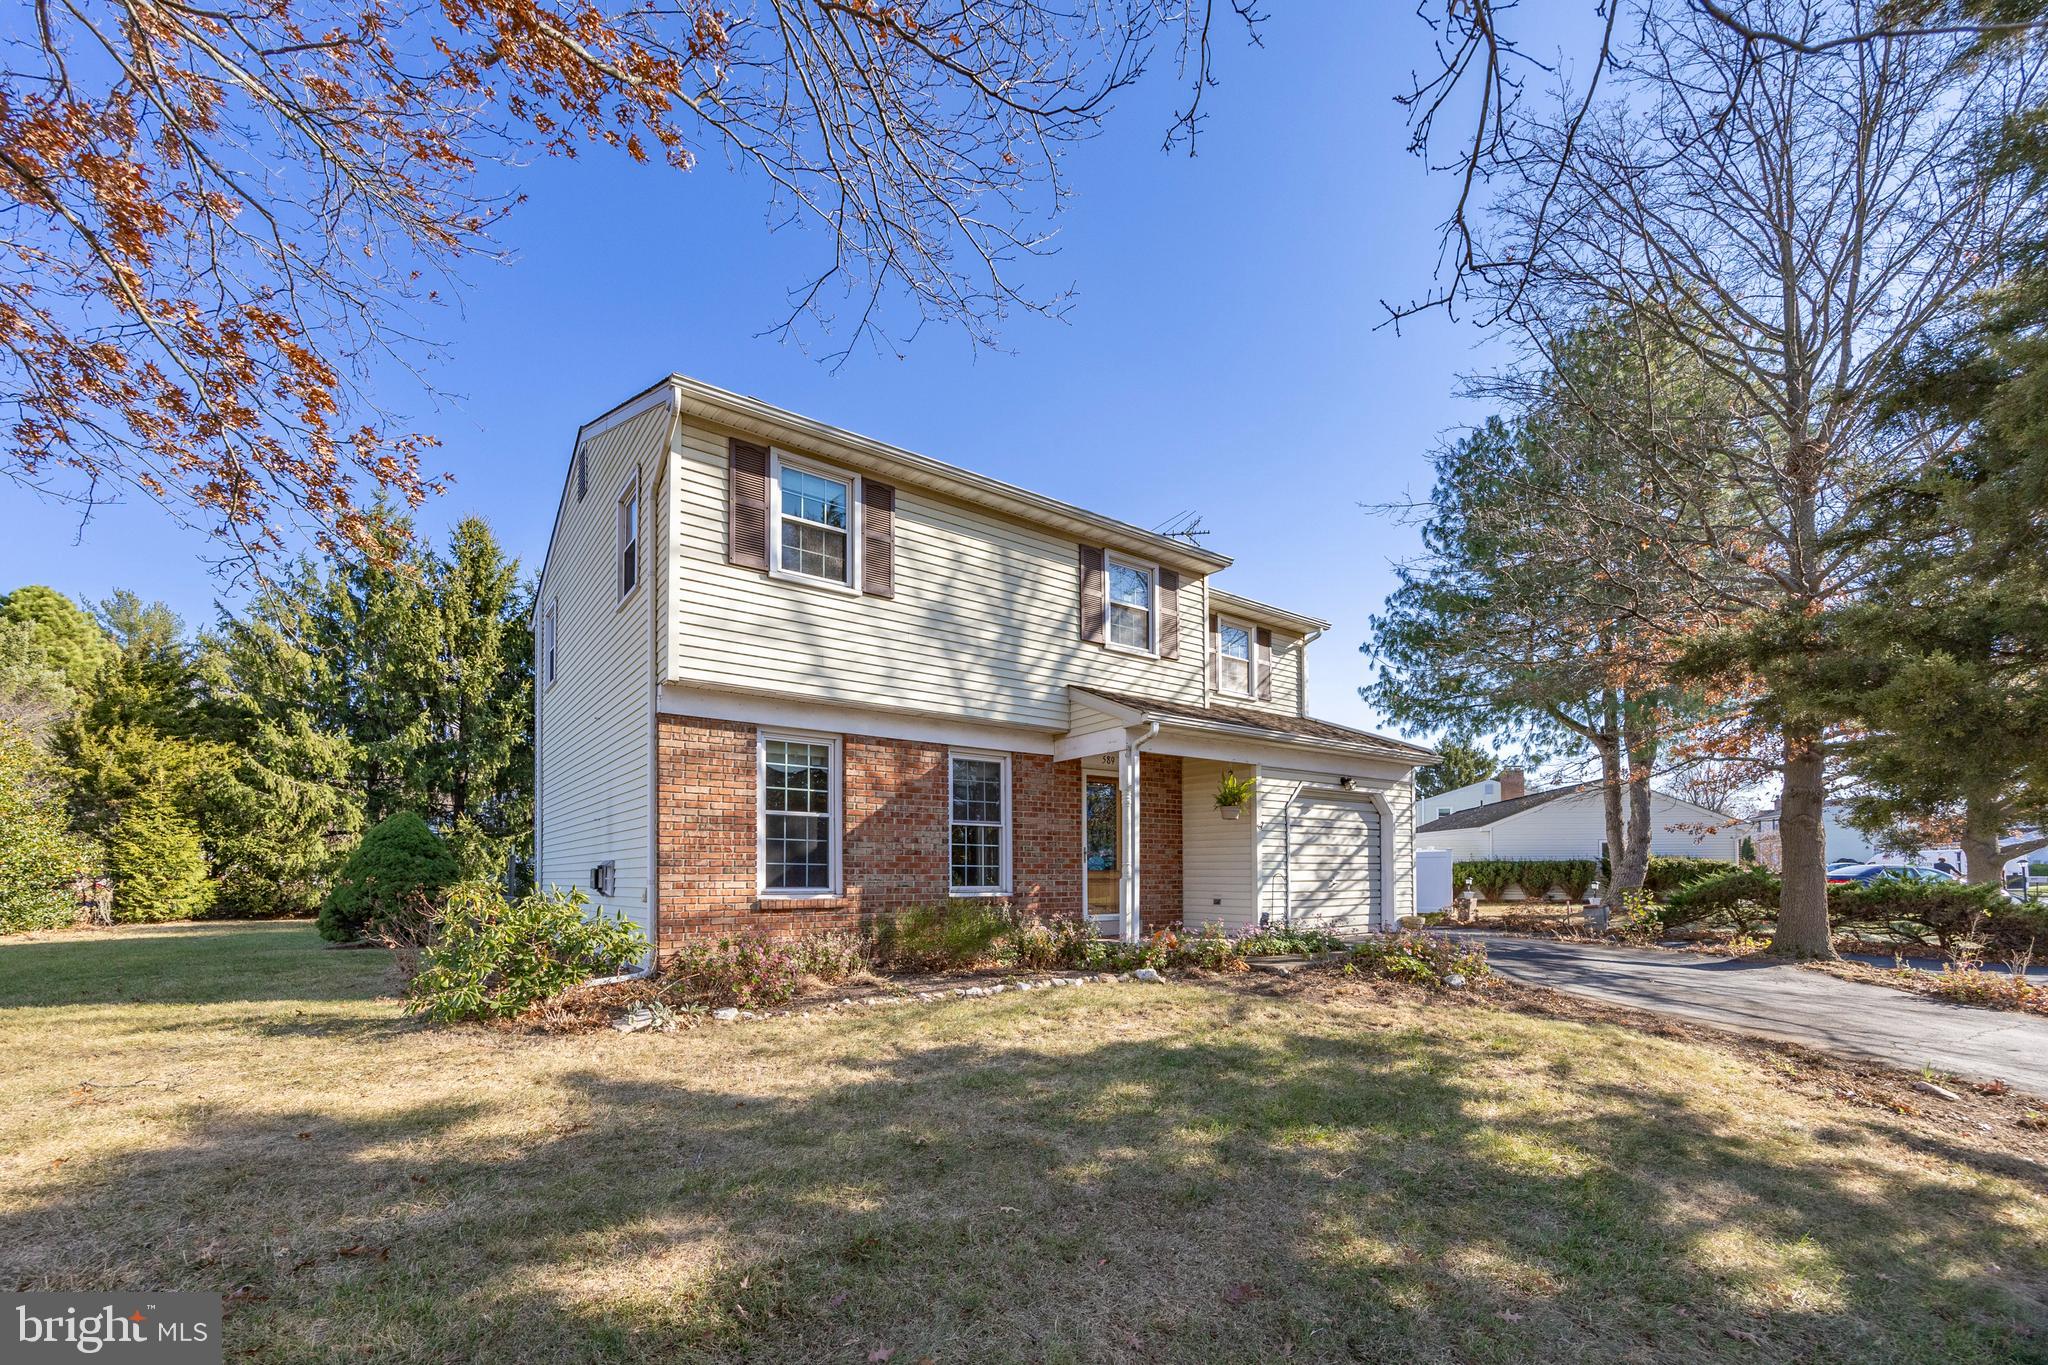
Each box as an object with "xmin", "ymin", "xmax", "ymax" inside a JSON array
[{"xmin": 576, "ymin": 445, "xmax": 589, "ymax": 502}]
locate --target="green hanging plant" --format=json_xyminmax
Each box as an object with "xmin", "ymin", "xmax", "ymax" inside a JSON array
[{"xmin": 1214, "ymin": 769, "xmax": 1257, "ymax": 813}]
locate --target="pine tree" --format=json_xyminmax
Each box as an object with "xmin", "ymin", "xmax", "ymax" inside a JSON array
[{"xmin": 107, "ymin": 786, "xmax": 211, "ymax": 922}]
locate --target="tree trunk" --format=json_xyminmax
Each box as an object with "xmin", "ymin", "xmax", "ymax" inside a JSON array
[
  {"xmin": 1593, "ymin": 702, "xmax": 1624, "ymax": 893},
  {"xmin": 1772, "ymin": 725, "xmax": 1835, "ymax": 958},
  {"xmin": 1615, "ymin": 708, "xmax": 1657, "ymax": 892},
  {"xmin": 1960, "ymin": 790, "xmax": 2006, "ymax": 888}
]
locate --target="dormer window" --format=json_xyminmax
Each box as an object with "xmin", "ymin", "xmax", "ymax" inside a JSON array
[{"xmin": 1105, "ymin": 554, "xmax": 1156, "ymax": 653}]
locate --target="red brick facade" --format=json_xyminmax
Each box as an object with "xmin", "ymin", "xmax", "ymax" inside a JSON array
[{"xmin": 653, "ymin": 712, "xmax": 1182, "ymax": 946}]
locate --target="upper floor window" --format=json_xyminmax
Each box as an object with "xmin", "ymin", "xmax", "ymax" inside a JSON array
[
  {"xmin": 543, "ymin": 598, "xmax": 558, "ymax": 686},
  {"xmin": 1105, "ymin": 554, "xmax": 1155, "ymax": 653},
  {"xmin": 1218, "ymin": 620, "xmax": 1253, "ymax": 696},
  {"xmin": 616, "ymin": 471, "xmax": 640, "ymax": 601},
  {"xmin": 773, "ymin": 455, "xmax": 857, "ymax": 588}
]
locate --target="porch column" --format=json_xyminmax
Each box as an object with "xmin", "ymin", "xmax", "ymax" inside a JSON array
[{"xmin": 1118, "ymin": 741, "xmax": 1142, "ymax": 943}]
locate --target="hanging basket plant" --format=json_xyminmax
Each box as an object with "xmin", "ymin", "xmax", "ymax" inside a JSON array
[{"xmin": 1215, "ymin": 769, "xmax": 1256, "ymax": 820}]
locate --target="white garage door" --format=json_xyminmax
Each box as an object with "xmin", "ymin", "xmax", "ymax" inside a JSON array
[{"xmin": 1287, "ymin": 793, "xmax": 1382, "ymax": 935}]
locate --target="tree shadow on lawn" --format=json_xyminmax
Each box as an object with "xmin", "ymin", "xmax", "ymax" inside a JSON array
[{"xmin": 3, "ymin": 998, "xmax": 2043, "ymax": 1364}]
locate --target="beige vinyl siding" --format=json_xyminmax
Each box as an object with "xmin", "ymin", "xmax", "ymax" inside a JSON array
[
  {"xmin": 1483, "ymin": 791, "xmax": 1742, "ymax": 862},
  {"xmin": 535, "ymin": 403, "xmax": 667, "ymax": 942},
  {"xmin": 671, "ymin": 418, "xmax": 1205, "ymax": 728},
  {"xmin": 1181, "ymin": 758, "xmax": 1258, "ymax": 933},
  {"xmin": 1257, "ymin": 766, "xmax": 1414, "ymax": 931}
]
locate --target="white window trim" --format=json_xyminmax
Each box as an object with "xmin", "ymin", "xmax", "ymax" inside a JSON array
[
  {"xmin": 948, "ymin": 749, "xmax": 1012, "ymax": 896},
  {"xmin": 616, "ymin": 468, "xmax": 641, "ymax": 606},
  {"xmin": 1103, "ymin": 552, "xmax": 1158, "ymax": 657},
  {"xmin": 756, "ymin": 729, "xmax": 843, "ymax": 898},
  {"xmin": 543, "ymin": 598, "xmax": 558, "ymax": 687},
  {"xmin": 768, "ymin": 449, "xmax": 862, "ymax": 594},
  {"xmin": 1215, "ymin": 614, "xmax": 1255, "ymax": 698}
]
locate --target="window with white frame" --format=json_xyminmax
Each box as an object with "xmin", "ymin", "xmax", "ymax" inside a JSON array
[
  {"xmin": 1217, "ymin": 619, "xmax": 1253, "ymax": 696},
  {"xmin": 949, "ymin": 752, "xmax": 1010, "ymax": 893},
  {"xmin": 1105, "ymin": 555, "xmax": 1155, "ymax": 652},
  {"xmin": 760, "ymin": 734, "xmax": 839, "ymax": 894},
  {"xmin": 543, "ymin": 599, "xmax": 558, "ymax": 686},
  {"xmin": 616, "ymin": 471, "xmax": 640, "ymax": 601},
  {"xmin": 773, "ymin": 456, "xmax": 856, "ymax": 586}
]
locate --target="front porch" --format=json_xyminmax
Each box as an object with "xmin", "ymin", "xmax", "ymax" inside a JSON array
[{"xmin": 1058, "ymin": 687, "xmax": 1424, "ymax": 943}]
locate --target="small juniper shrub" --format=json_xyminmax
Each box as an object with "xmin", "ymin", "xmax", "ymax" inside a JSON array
[
  {"xmin": 404, "ymin": 882, "xmax": 647, "ymax": 1023},
  {"xmin": 1345, "ymin": 932, "xmax": 1489, "ymax": 988},
  {"xmin": 870, "ymin": 899, "xmax": 1014, "ymax": 971},
  {"xmin": 1661, "ymin": 867, "xmax": 1783, "ymax": 936}
]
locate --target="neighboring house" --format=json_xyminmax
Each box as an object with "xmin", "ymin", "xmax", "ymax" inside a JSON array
[
  {"xmin": 533, "ymin": 376, "xmax": 1436, "ymax": 958},
  {"xmin": 1417, "ymin": 770, "xmax": 1742, "ymax": 866}
]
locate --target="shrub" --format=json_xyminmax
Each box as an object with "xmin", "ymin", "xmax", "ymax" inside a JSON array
[
  {"xmin": 1236, "ymin": 926, "xmax": 1349, "ymax": 956},
  {"xmin": 1642, "ymin": 856, "xmax": 1729, "ymax": 895},
  {"xmin": 790, "ymin": 929, "xmax": 867, "ymax": 984},
  {"xmin": 1829, "ymin": 876, "xmax": 2041, "ymax": 955},
  {"xmin": 0, "ymin": 725, "xmax": 93, "ymax": 934},
  {"xmin": 1925, "ymin": 959, "xmax": 2039, "ymax": 1012},
  {"xmin": 1005, "ymin": 914, "xmax": 1096, "ymax": 970},
  {"xmin": 1663, "ymin": 867, "xmax": 1783, "ymax": 934},
  {"xmin": 664, "ymin": 935, "xmax": 807, "ymax": 1009},
  {"xmin": 320, "ymin": 812, "xmax": 460, "ymax": 942},
  {"xmin": 1453, "ymin": 859, "xmax": 1599, "ymax": 901},
  {"xmin": 405, "ymin": 882, "xmax": 646, "ymax": 1023},
  {"xmin": 107, "ymin": 788, "xmax": 212, "ymax": 922},
  {"xmin": 1156, "ymin": 922, "xmax": 1248, "ymax": 973},
  {"xmin": 1346, "ymin": 932, "xmax": 1489, "ymax": 987},
  {"xmin": 870, "ymin": 899, "xmax": 1013, "ymax": 971}
]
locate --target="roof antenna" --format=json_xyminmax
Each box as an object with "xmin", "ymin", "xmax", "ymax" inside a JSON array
[{"xmin": 1153, "ymin": 511, "xmax": 1211, "ymax": 546}]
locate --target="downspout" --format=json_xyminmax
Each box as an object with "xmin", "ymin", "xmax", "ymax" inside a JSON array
[{"xmin": 1120, "ymin": 720, "xmax": 1160, "ymax": 944}]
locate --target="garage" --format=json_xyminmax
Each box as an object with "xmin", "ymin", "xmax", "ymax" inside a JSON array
[{"xmin": 1284, "ymin": 791, "xmax": 1383, "ymax": 935}]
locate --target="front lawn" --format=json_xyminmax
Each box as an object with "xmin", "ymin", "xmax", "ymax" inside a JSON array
[{"xmin": 2, "ymin": 922, "xmax": 2044, "ymax": 1363}]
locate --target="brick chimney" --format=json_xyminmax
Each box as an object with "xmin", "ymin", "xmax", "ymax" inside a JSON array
[{"xmin": 1497, "ymin": 768, "xmax": 1526, "ymax": 801}]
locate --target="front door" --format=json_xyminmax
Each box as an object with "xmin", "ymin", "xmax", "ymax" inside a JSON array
[{"xmin": 1084, "ymin": 775, "xmax": 1120, "ymax": 931}]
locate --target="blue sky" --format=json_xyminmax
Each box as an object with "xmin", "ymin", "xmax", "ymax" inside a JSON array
[{"xmin": 0, "ymin": 5, "xmax": 1531, "ymax": 738}]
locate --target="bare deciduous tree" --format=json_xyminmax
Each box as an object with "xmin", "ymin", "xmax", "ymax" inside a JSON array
[
  {"xmin": 1450, "ymin": 0, "xmax": 2042, "ymax": 954},
  {"xmin": 4, "ymin": 0, "xmax": 1242, "ymax": 571}
]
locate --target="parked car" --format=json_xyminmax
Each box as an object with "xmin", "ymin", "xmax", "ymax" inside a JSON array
[{"xmin": 1824, "ymin": 862, "xmax": 1961, "ymax": 886}]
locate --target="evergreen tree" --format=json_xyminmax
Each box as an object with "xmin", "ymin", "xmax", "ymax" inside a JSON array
[
  {"xmin": 107, "ymin": 786, "xmax": 212, "ymax": 922},
  {"xmin": 0, "ymin": 723, "xmax": 92, "ymax": 933},
  {"xmin": 1417, "ymin": 739, "xmax": 1500, "ymax": 798},
  {"xmin": 0, "ymin": 586, "xmax": 113, "ymax": 692}
]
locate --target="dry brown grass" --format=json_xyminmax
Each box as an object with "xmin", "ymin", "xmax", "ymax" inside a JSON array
[{"xmin": 3, "ymin": 920, "xmax": 2046, "ymax": 1363}]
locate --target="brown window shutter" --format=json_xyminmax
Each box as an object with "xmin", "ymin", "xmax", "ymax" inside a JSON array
[
  {"xmin": 1208, "ymin": 614, "xmax": 1221, "ymax": 692},
  {"xmin": 860, "ymin": 480, "xmax": 896, "ymax": 598},
  {"xmin": 1157, "ymin": 569, "xmax": 1180, "ymax": 659},
  {"xmin": 1255, "ymin": 628, "xmax": 1274, "ymax": 702},
  {"xmin": 727, "ymin": 439, "xmax": 769, "ymax": 570},
  {"xmin": 1078, "ymin": 546, "xmax": 1106, "ymax": 643}
]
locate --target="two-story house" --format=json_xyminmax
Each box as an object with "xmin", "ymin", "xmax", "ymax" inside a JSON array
[{"xmin": 533, "ymin": 376, "xmax": 1435, "ymax": 957}]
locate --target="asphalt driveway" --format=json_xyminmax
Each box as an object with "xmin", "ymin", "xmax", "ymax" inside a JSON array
[{"xmin": 1474, "ymin": 934, "xmax": 2048, "ymax": 1095}]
